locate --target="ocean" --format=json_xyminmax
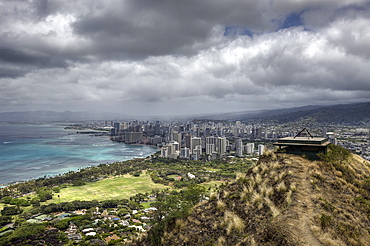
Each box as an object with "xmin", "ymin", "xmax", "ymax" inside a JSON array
[{"xmin": 0, "ymin": 123, "xmax": 157, "ymax": 185}]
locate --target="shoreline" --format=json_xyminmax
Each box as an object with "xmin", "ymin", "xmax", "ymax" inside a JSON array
[
  {"xmin": 0, "ymin": 124, "xmax": 159, "ymax": 187},
  {"xmin": 0, "ymin": 151, "xmax": 157, "ymax": 189}
]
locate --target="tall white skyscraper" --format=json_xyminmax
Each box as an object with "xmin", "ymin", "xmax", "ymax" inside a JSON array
[
  {"xmin": 180, "ymin": 147, "xmax": 190, "ymax": 159},
  {"xmin": 235, "ymin": 139, "xmax": 243, "ymax": 157},
  {"xmin": 160, "ymin": 147, "xmax": 168, "ymax": 158},
  {"xmin": 206, "ymin": 143, "xmax": 215, "ymax": 155},
  {"xmin": 258, "ymin": 144, "xmax": 265, "ymax": 156},
  {"xmin": 216, "ymin": 137, "xmax": 227, "ymax": 155},
  {"xmin": 245, "ymin": 143, "xmax": 255, "ymax": 154}
]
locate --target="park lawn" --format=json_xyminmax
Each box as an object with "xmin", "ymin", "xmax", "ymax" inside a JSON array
[
  {"xmin": 44, "ymin": 173, "xmax": 169, "ymax": 204},
  {"xmin": 205, "ymin": 168, "xmax": 221, "ymax": 172},
  {"xmin": 200, "ymin": 180, "xmax": 224, "ymax": 191},
  {"xmin": 140, "ymin": 202, "xmax": 152, "ymax": 209}
]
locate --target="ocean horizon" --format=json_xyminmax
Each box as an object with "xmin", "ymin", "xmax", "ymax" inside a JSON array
[{"xmin": 0, "ymin": 123, "xmax": 157, "ymax": 185}]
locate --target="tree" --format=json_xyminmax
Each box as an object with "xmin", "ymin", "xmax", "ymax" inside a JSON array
[
  {"xmin": 1, "ymin": 196, "xmax": 13, "ymax": 204},
  {"xmin": 36, "ymin": 187, "xmax": 53, "ymax": 202},
  {"xmin": 1, "ymin": 206, "xmax": 23, "ymax": 216},
  {"xmin": 0, "ymin": 216, "xmax": 11, "ymax": 226},
  {"xmin": 318, "ymin": 145, "xmax": 351, "ymax": 165},
  {"xmin": 72, "ymin": 178, "xmax": 85, "ymax": 186}
]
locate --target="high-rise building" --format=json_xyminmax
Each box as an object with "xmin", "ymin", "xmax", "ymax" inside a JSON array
[
  {"xmin": 235, "ymin": 138, "xmax": 243, "ymax": 157},
  {"xmin": 172, "ymin": 141, "xmax": 180, "ymax": 151},
  {"xmin": 245, "ymin": 143, "xmax": 255, "ymax": 154},
  {"xmin": 258, "ymin": 144, "xmax": 265, "ymax": 156},
  {"xmin": 111, "ymin": 122, "xmax": 120, "ymax": 136},
  {"xmin": 206, "ymin": 136, "xmax": 217, "ymax": 145},
  {"xmin": 151, "ymin": 136, "xmax": 162, "ymax": 146},
  {"xmin": 124, "ymin": 132, "xmax": 143, "ymax": 143},
  {"xmin": 192, "ymin": 145, "xmax": 202, "ymax": 161},
  {"xmin": 172, "ymin": 132, "xmax": 182, "ymax": 148},
  {"xmin": 185, "ymin": 134, "xmax": 191, "ymax": 149},
  {"xmin": 180, "ymin": 147, "xmax": 190, "ymax": 159},
  {"xmin": 160, "ymin": 147, "xmax": 168, "ymax": 158},
  {"xmin": 206, "ymin": 143, "xmax": 215, "ymax": 155},
  {"xmin": 154, "ymin": 124, "xmax": 161, "ymax": 135},
  {"xmin": 216, "ymin": 137, "xmax": 227, "ymax": 155},
  {"xmin": 204, "ymin": 128, "xmax": 211, "ymax": 137},
  {"xmin": 191, "ymin": 137, "xmax": 202, "ymax": 154}
]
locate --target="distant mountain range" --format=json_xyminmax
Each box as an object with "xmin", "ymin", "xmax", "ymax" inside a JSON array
[
  {"xmin": 239, "ymin": 102, "xmax": 370, "ymax": 124},
  {"xmin": 0, "ymin": 101, "xmax": 369, "ymax": 124},
  {"xmin": 199, "ymin": 101, "xmax": 370, "ymax": 125}
]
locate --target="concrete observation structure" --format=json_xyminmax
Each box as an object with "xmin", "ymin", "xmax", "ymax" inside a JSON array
[{"xmin": 273, "ymin": 128, "xmax": 331, "ymax": 160}]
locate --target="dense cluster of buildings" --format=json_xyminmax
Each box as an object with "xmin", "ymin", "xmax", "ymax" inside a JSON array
[
  {"xmin": 90, "ymin": 119, "xmax": 369, "ymax": 161},
  {"xmin": 107, "ymin": 120, "xmax": 282, "ymax": 160}
]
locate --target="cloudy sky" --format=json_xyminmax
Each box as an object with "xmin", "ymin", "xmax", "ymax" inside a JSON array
[{"xmin": 1, "ymin": 0, "xmax": 369, "ymax": 116}]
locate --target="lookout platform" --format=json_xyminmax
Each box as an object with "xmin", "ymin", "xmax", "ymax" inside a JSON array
[{"xmin": 274, "ymin": 128, "xmax": 331, "ymax": 160}]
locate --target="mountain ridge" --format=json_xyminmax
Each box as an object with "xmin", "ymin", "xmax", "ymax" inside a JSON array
[{"xmin": 137, "ymin": 149, "xmax": 370, "ymax": 245}]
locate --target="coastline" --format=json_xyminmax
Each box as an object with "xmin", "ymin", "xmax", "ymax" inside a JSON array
[
  {"xmin": 0, "ymin": 124, "xmax": 158, "ymax": 186},
  {"xmin": 0, "ymin": 150, "xmax": 157, "ymax": 188}
]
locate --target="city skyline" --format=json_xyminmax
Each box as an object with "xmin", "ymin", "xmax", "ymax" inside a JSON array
[{"xmin": 1, "ymin": 0, "xmax": 370, "ymax": 116}]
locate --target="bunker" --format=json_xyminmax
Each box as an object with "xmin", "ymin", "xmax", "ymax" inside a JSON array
[{"xmin": 274, "ymin": 128, "xmax": 331, "ymax": 160}]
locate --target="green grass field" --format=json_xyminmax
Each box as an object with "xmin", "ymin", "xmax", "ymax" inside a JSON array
[
  {"xmin": 200, "ymin": 180, "xmax": 224, "ymax": 191},
  {"xmin": 0, "ymin": 174, "xmax": 224, "ymax": 210},
  {"xmin": 45, "ymin": 173, "xmax": 169, "ymax": 204}
]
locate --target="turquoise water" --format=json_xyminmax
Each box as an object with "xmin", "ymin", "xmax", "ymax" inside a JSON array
[{"xmin": 0, "ymin": 124, "xmax": 157, "ymax": 185}]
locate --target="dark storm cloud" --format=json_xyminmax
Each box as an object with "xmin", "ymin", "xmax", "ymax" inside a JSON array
[
  {"xmin": 0, "ymin": 47, "xmax": 68, "ymax": 78},
  {"xmin": 0, "ymin": 67, "xmax": 28, "ymax": 79},
  {"xmin": 0, "ymin": 48, "xmax": 67, "ymax": 68},
  {"xmin": 69, "ymin": 0, "xmax": 276, "ymax": 59}
]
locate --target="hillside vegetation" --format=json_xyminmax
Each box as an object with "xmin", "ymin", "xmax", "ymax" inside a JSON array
[{"xmin": 139, "ymin": 148, "xmax": 370, "ymax": 245}]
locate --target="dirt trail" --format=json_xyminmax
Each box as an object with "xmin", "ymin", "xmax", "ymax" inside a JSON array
[{"xmin": 290, "ymin": 157, "xmax": 323, "ymax": 246}]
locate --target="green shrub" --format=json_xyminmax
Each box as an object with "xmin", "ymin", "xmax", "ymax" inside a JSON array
[{"xmin": 320, "ymin": 213, "xmax": 333, "ymax": 229}]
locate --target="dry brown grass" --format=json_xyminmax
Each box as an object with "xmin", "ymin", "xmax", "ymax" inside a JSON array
[
  {"xmin": 241, "ymin": 185, "xmax": 250, "ymax": 201},
  {"xmin": 290, "ymin": 182, "xmax": 297, "ymax": 192},
  {"xmin": 271, "ymin": 161, "xmax": 280, "ymax": 170},
  {"xmin": 318, "ymin": 232, "xmax": 347, "ymax": 246},
  {"xmin": 174, "ymin": 218, "xmax": 186, "ymax": 232},
  {"xmin": 269, "ymin": 170, "xmax": 277, "ymax": 179},
  {"xmin": 215, "ymin": 236, "xmax": 226, "ymax": 246},
  {"xmin": 255, "ymin": 173, "xmax": 262, "ymax": 184},
  {"xmin": 222, "ymin": 190, "xmax": 230, "ymax": 198},
  {"xmin": 217, "ymin": 199, "xmax": 227, "ymax": 211},
  {"xmin": 285, "ymin": 190, "xmax": 293, "ymax": 205},
  {"xmin": 236, "ymin": 172, "xmax": 246, "ymax": 180},
  {"xmin": 187, "ymin": 216, "xmax": 201, "ymax": 225},
  {"xmin": 251, "ymin": 191, "xmax": 263, "ymax": 205},
  {"xmin": 252, "ymin": 165, "xmax": 259, "ymax": 174},
  {"xmin": 264, "ymin": 196, "xmax": 280, "ymax": 217},
  {"xmin": 276, "ymin": 181, "xmax": 287, "ymax": 192},
  {"xmin": 156, "ymin": 153, "xmax": 370, "ymax": 246},
  {"xmin": 223, "ymin": 210, "xmax": 245, "ymax": 235}
]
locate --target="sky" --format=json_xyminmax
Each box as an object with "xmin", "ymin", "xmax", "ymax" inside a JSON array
[{"xmin": 1, "ymin": 0, "xmax": 370, "ymax": 116}]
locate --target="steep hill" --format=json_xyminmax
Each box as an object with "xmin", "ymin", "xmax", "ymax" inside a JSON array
[{"xmin": 140, "ymin": 151, "xmax": 370, "ymax": 245}]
